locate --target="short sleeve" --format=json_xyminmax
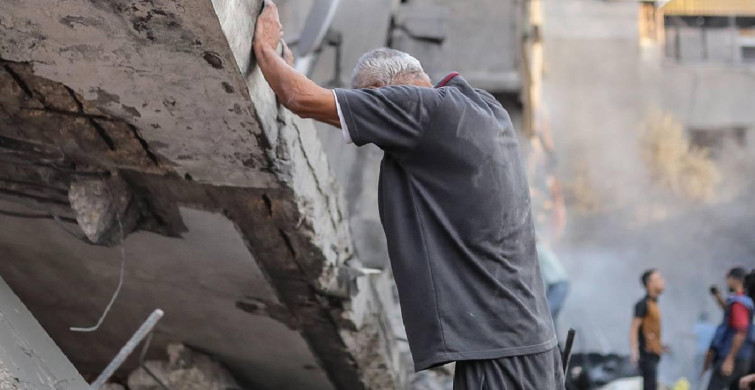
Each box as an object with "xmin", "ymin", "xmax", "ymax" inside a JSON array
[
  {"xmin": 332, "ymin": 90, "xmax": 352, "ymax": 144},
  {"xmin": 730, "ymin": 302, "xmax": 750, "ymax": 332},
  {"xmin": 634, "ymin": 300, "xmax": 648, "ymax": 318},
  {"xmin": 333, "ymin": 86, "xmax": 444, "ymax": 158}
]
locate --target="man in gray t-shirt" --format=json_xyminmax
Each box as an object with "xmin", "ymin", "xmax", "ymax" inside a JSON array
[{"xmin": 253, "ymin": 2, "xmax": 563, "ymax": 388}]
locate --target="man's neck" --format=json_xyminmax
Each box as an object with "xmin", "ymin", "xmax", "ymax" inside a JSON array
[{"xmin": 399, "ymin": 79, "xmax": 433, "ymax": 88}]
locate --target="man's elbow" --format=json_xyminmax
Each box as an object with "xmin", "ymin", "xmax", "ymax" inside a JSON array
[
  {"xmin": 283, "ymin": 97, "xmax": 321, "ymax": 120},
  {"xmin": 277, "ymin": 95, "xmax": 307, "ymax": 118},
  {"xmin": 288, "ymin": 103, "xmax": 317, "ymax": 120},
  {"xmin": 283, "ymin": 97, "xmax": 304, "ymax": 116}
]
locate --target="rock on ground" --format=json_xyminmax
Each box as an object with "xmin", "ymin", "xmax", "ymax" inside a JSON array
[{"xmin": 128, "ymin": 343, "xmax": 241, "ymax": 390}]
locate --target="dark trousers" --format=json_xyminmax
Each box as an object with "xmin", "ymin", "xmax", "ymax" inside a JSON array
[
  {"xmin": 706, "ymin": 358, "xmax": 751, "ymax": 390},
  {"xmin": 453, "ymin": 347, "xmax": 565, "ymax": 390},
  {"xmin": 639, "ymin": 354, "xmax": 660, "ymax": 390}
]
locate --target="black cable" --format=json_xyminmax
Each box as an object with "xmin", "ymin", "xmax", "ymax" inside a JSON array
[
  {"xmin": 0, "ymin": 206, "xmax": 91, "ymax": 245},
  {"xmin": 0, "ymin": 208, "xmax": 75, "ymax": 222},
  {"xmin": 0, "ymin": 156, "xmax": 109, "ymax": 177},
  {"xmin": 50, "ymin": 212, "xmax": 90, "ymax": 243}
]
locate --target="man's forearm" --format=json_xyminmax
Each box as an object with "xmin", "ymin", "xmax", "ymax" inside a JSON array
[
  {"xmin": 629, "ymin": 325, "xmax": 639, "ymax": 354},
  {"xmin": 254, "ymin": 45, "xmax": 340, "ymax": 127}
]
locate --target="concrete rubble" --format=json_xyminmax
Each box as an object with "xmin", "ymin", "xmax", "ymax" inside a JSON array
[
  {"xmin": 0, "ymin": 363, "xmax": 18, "ymax": 390},
  {"xmin": 68, "ymin": 176, "xmax": 140, "ymax": 245},
  {"xmin": 127, "ymin": 344, "xmax": 241, "ymax": 390},
  {"xmin": 0, "ymin": 0, "xmax": 404, "ymax": 388},
  {"xmin": 102, "ymin": 385, "xmax": 127, "ymax": 390}
]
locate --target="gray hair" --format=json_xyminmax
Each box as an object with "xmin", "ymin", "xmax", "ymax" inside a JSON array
[{"xmin": 351, "ymin": 48, "xmax": 426, "ymax": 89}]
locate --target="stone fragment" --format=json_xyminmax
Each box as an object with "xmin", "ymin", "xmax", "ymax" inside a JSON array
[
  {"xmin": 127, "ymin": 343, "xmax": 241, "ymax": 390},
  {"xmin": 68, "ymin": 176, "xmax": 140, "ymax": 245}
]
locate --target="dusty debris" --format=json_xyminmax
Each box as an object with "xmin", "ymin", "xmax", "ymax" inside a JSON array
[
  {"xmin": 0, "ymin": 362, "xmax": 18, "ymax": 390},
  {"xmin": 641, "ymin": 112, "xmax": 719, "ymax": 202},
  {"xmin": 127, "ymin": 343, "xmax": 241, "ymax": 390},
  {"xmin": 101, "ymin": 384, "xmax": 126, "ymax": 390}
]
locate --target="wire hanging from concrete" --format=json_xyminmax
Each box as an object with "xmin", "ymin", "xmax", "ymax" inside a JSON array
[{"xmin": 70, "ymin": 177, "xmax": 127, "ymax": 332}]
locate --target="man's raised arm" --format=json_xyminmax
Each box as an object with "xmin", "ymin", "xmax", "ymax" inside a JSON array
[{"xmin": 253, "ymin": 0, "xmax": 340, "ymax": 127}]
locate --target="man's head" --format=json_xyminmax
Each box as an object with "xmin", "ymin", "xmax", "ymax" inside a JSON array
[
  {"xmin": 351, "ymin": 48, "xmax": 432, "ymax": 89},
  {"xmin": 641, "ymin": 269, "xmax": 665, "ymax": 297},
  {"xmin": 726, "ymin": 267, "xmax": 747, "ymax": 293}
]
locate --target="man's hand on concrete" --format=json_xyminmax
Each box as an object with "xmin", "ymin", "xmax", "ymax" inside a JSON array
[{"xmin": 254, "ymin": 0, "xmax": 283, "ymax": 54}]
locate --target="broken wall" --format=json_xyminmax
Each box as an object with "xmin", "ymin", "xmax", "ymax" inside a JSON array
[{"xmin": 0, "ymin": 0, "xmax": 404, "ymax": 388}]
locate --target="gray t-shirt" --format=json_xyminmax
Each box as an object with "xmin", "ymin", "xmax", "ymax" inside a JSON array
[{"xmin": 334, "ymin": 74, "xmax": 556, "ymax": 371}]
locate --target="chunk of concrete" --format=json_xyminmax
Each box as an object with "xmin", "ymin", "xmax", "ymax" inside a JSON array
[
  {"xmin": 127, "ymin": 343, "xmax": 241, "ymax": 390},
  {"xmin": 68, "ymin": 176, "xmax": 140, "ymax": 245}
]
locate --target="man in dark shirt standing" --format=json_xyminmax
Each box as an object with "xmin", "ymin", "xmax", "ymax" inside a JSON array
[
  {"xmin": 253, "ymin": 1, "xmax": 562, "ymax": 388},
  {"xmin": 630, "ymin": 269, "xmax": 667, "ymax": 390}
]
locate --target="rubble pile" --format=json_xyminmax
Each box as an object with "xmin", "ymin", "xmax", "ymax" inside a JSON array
[{"xmin": 104, "ymin": 344, "xmax": 241, "ymax": 390}]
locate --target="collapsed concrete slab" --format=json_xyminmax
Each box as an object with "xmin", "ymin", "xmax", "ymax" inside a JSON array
[
  {"xmin": 0, "ymin": 274, "xmax": 89, "ymax": 390},
  {"xmin": 0, "ymin": 0, "xmax": 404, "ymax": 388}
]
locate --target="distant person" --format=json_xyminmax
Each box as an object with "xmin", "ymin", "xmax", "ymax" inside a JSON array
[
  {"xmin": 536, "ymin": 242, "xmax": 569, "ymax": 326},
  {"xmin": 630, "ymin": 269, "xmax": 667, "ymax": 390},
  {"xmin": 745, "ymin": 268, "xmax": 755, "ymax": 376},
  {"xmin": 693, "ymin": 312, "xmax": 718, "ymax": 387},
  {"xmin": 705, "ymin": 268, "xmax": 754, "ymax": 390}
]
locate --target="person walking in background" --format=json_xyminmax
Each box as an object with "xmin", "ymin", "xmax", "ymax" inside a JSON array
[
  {"xmin": 630, "ymin": 269, "xmax": 667, "ymax": 390},
  {"xmin": 536, "ymin": 242, "xmax": 569, "ymax": 327},
  {"xmin": 705, "ymin": 268, "xmax": 754, "ymax": 390},
  {"xmin": 691, "ymin": 312, "xmax": 717, "ymax": 388}
]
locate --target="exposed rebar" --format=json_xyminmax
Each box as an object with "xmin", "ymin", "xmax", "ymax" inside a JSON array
[{"xmin": 89, "ymin": 309, "xmax": 164, "ymax": 390}]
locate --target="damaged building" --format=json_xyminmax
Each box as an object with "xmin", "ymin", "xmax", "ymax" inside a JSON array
[{"xmin": 0, "ymin": 0, "xmax": 536, "ymax": 389}]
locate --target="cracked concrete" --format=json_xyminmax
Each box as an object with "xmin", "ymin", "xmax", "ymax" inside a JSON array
[
  {"xmin": 1, "ymin": 0, "xmax": 275, "ymax": 187},
  {"xmin": 0, "ymin": 0, "xmax": 403, "ymax": 389}
]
